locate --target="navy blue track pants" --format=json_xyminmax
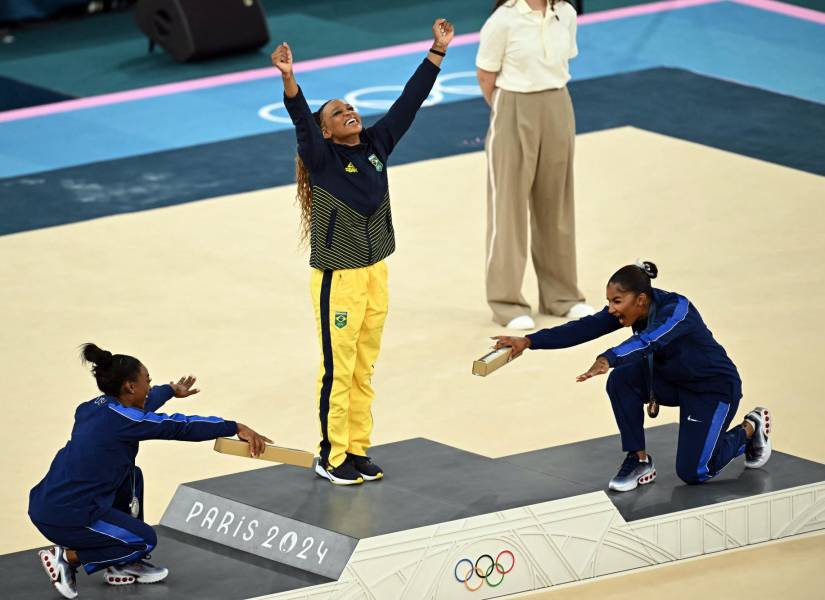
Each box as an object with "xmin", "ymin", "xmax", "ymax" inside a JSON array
[
  {"xmin": 31, "ymin": 466, "xmax": 156, "ymax": 574},
  {"xmin": 606, "ymin": 362, "xmax": 749, "ymax": 483}
]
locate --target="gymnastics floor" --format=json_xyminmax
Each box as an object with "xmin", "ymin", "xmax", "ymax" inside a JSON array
[{"xmin": 1, "ymin": 0, "xmax": 824, "ymax": 597}]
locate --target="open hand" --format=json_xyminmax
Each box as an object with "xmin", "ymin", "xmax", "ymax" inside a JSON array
[
  {"xmin": 432, "ymin": 18, "xmax": 455, "ymax": 50},
  {"xmin": 170, "ymin": 375, "xmax": 200, "ymax": 398},
  {"xmin": 491, "ymin": 336, "xmax": 531, "ymax": 360},
  {"xmin": 576, "ymin": 356, "xmax": 610, "ymax": 382},
  {"xmin": 271, "ymin": 42, "xmax": 293, "ymax": 76},
  {"xmin": 236, "ymin": 424, "xmax": 273, "ymax": 458}
]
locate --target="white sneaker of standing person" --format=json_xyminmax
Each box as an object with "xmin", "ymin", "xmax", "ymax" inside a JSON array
[
  {"xmin": 505, "ymin": 315, "xmax": 535, "ymax": 330},
  {"xmin": 105, "ymin": 559, "xmax": 169, "ymax": 585},
  {"xmin": 38, "ymin": 546, "xmax": 78, "ymax": 599},
  {"xmin": 565, "ymin": 303, "xmax": 597, "ymax": 319}
]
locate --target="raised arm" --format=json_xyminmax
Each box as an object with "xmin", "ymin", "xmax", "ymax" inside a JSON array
[
  {"xmin": 272, "ymin": 42, "xmax": 326, "ymax": 170},
  {"xmin": 368, "ymin": 19, "xmax": 454, "ymax": 156},
  {"xmin": 144, "ymin": 375, "xmax": 200, "ymax": 413},
  {"xmin": 143, "ymin": 384, "xmax": 174, "ymax": 413}
]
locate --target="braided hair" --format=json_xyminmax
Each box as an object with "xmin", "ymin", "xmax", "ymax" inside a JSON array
[{"xmin": 294, "ymin": 100, "xmax": 332, "ymax": 248}]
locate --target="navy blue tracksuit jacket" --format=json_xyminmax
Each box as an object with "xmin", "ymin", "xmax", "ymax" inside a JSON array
[
  {"xmin": 527, "ymin": 288, "xmax": 741, "ymax": 394},
  {"xmin": 527, "ymin": 288, "xmax": 748, "ymax": 483},
  {"xmin": 29, "ymin": 385, "xmax": 237, "ymax": 526}
]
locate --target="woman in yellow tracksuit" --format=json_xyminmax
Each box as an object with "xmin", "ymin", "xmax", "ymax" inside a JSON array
[{"xmin": 271, "ymin": 19, "xmax": 454, "ymax": 485}]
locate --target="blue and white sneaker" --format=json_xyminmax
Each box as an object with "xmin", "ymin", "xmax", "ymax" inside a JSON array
[
  {"xmin": 744, "ymin": 407, "xmax": 772, "ymax": 469},
  {"xmin": 609, "ymin": 452, "xmax": 657, "ymax": 492},
  {"xmin": 105, "ymin": 559, "xmax": 168, "ymax": 585},
  {"xmin": 38, "ymin": 546, "xmax": 78, "ymax": 599}
]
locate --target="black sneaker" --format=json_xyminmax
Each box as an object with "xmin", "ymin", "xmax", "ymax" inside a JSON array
[
  {"xmin": 348, "ymin": 454, "xmax": 383, "ymax": 481},
  {"xmin": 315, "ymin": 458, "xmax": 363, "ymax": 485}
]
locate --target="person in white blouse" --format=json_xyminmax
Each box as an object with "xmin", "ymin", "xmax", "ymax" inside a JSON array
[{"xmin": 476, "ymin": 0, "xmax": 595, "ymax": 330}]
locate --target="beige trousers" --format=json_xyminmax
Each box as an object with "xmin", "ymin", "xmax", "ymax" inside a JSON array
[{"xmin": 485, "ymin": 86, "xmax": 585, "ymax": 325}]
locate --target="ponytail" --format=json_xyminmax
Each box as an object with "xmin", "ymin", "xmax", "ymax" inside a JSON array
[{"xmin": 80, "ymin": 343, "xmax": 142, "ymax": 397}]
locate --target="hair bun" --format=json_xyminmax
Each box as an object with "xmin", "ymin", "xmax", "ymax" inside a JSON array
[
  {"xmin": 80, "ymin": 343, "xmax": 114, "ymax": 369},
  {"xmin": 634, "ymin": 259, "xmax": 658, "ymax": 280}
]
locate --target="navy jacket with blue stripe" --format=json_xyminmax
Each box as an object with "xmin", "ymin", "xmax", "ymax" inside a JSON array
[
  {"xmin": 526, "ymin": 289, "xmax": 742, "ymax": 397},
  {"xmin": 29, "ymin": 385, "xmax": 237, "ymax": 526}
]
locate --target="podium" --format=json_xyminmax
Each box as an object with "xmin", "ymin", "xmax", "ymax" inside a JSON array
[{"xmin": 5, "ymin": 425, "xmax": 825, "ymax": 599}]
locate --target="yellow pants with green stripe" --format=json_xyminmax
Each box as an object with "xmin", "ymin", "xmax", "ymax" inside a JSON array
[{"xmin": 311, "ymin": 261, "xmax": 388, "ymax": 469}]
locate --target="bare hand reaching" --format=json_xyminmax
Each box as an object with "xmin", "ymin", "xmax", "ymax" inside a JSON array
[
  {"xmin": 170, "ymin": 375, "xmax": 199, "ymax": 398},
  {"xmin": 236, "ymin": 423, "xmax": 273, "ymax": 458},
  {"xmin": 491, "ymin": 336, "xmax": 531, "ymax": 360},
  {"xmin": 271, "ymin": 42, "xmax": 293, "ymax": 77},
  {"xmin": 432, "ymin": 18, "xmax": 455, "ymax": 50},
  {"xmin": 576, "ymin": 356, "xmax": 611, "ymax": 382}
]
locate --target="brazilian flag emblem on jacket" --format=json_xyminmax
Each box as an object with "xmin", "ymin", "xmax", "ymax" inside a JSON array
[
  {"xmin": 335, "ymin": 311, "xmax": 348, "ymax": 328},
  {"xmin": 368, "ymin": 154, "xmax": 384, "ymax": 172}
]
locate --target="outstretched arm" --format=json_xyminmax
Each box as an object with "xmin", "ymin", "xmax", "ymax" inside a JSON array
[
  {"xmin": 368, "ymin": 19, "xmax": 455, "ymax": 156},
  {"xmin": 492, "ymin": 308, "xmax": 619, "ymax": 360},
  {"xmin": 578, "ymin": 295, "xmax": 694, "ymax": 383}
]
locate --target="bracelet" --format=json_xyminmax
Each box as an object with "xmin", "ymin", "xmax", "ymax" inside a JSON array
[{"xmin": 429, "ymin": 47, "xmax": 446, "ymax": 57}]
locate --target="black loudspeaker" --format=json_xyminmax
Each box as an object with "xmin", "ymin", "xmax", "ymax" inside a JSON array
[{"xmin": 135, "ymin": 0, "xmax": 270, "ymax": 62}]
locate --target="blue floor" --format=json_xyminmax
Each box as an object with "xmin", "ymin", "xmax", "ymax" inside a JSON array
[
  {"xmin": 2, "ymin": 68, "xmax": 823, "ymax": 236},
  {"xmin": 1, "ymin": 2, "xmax": 824, "ymax": 179}
]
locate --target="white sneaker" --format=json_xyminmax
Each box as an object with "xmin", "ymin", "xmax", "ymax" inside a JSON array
[
  {"xmin": 38, "ymin": 546, "xmax": 78, "ymax": 599},
  {"xmin": 564, "ymin": 303, "xmax": 597, "ymax": 319},
  {"xmin": 744, "ymin": 407, "xmax": 772, "ymax": 469},
  {"xmin": 105, "ymin": 559, "xmax": 169, "ymax": 585},
  {"xmin": 505, "ymin": 315, "xmax": 535, "ymax": 330}
]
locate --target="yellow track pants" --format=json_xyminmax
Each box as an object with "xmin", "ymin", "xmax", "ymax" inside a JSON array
[{"xmin": 311, "ymin": 261, "xmax": 388, "ymax": 469}]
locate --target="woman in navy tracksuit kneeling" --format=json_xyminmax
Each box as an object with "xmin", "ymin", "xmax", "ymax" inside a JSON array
[
  {"xmin": 494, "ymin": 262, "xmax": 772, "ymax": 492},
  {"xmin": 29, "ymin": 344, "xmax": 270, "ymax": 599}
]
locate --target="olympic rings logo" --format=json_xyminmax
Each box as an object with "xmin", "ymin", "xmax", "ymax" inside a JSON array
[
  {"xmin": 258, "ymin": 71, "xmax": 481, "ymax": 124},
  {"xmin": 453, "ymin": 550, "xmax": 515, "ymax": 592}
]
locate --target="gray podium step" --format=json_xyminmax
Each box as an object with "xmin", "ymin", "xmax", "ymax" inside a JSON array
[
  {"xmin": 6, "ymin": 425, "xmax": 825, "ymax": 599},
  {"xmin": 4, "ymin": 526, "xmax": 328, "ymax": 600},
  {"xmin": 503, "ymin": 423, "xmax": 825, "ymax": 521}
]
